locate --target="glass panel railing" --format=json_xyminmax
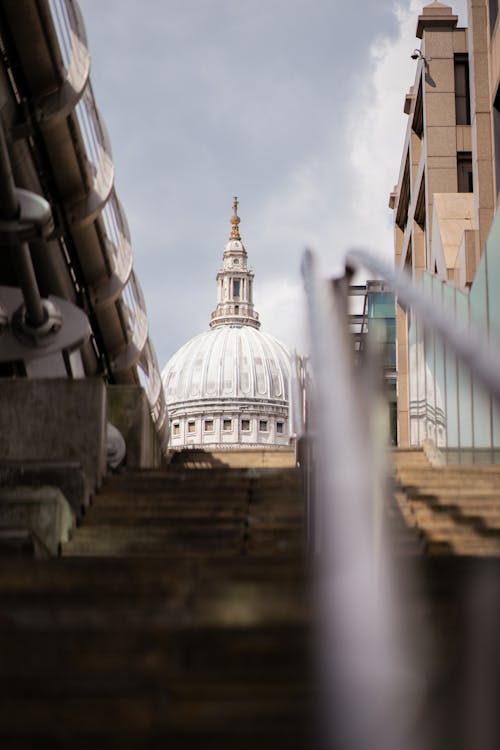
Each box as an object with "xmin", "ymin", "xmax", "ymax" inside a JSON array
[
  {"xmin": 48, "ymin": 0, "xmax": 75, "ymax": 72},
  {"xmin": 136, "ymin": 339, "xmax": 169, "ymax": 443},
  {"xmin": 48, "ymin": 0, "xmax": 89, "ymax": 95},
  {"xmin": 121, "ymin": 274, "xmax": 148, "ymax": 352},
  {"xmin": 101, "ymin": 192, "xmax": 132, "ymax": 282},
  {"xmin": 347, "ymin": 248, "xmax": 500, "ymax": 463},
  {"xmin": 75, "ymin": 87, "xmax": 101, "ymax": 172}
]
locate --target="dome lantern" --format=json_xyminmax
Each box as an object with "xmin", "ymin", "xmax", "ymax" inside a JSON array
[{"xmin": 210, "ymin": 197, "xmax": 260, "ymax": 330}]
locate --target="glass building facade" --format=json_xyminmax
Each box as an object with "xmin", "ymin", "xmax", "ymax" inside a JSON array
[
  {"xmin": 350, "ymin": 282, "xmax": 397, "ymax": 445},
  {"xmin": 409, "ymin": 209, "xmax": 500, "ymax": 461}
]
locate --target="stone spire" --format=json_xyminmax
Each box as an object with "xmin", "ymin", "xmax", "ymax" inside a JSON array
[
  {"xmin": 229, "ymin": 196, "xmax": 241, "ymax": 240},
  {"xmin": 210, "ymin": 198, "xmax": 260, "ymax": 330}
]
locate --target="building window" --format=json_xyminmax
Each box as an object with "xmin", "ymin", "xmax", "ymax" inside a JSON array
[
  {"xmin": 494, "ymin": 85, "xmax": 500, "ymax": 196},
  {"xmin": 235, "ymin": 305, "xmax": 239, "ymax": 314},
  {"xmin": 490, "ymin": 0, "xmax": 499, "ymax": 36},
  {"xmin": 173, "ymin": 422, "xmax": 180, "ymax": 435},
  {"xmin": 233, "ymin": 258, "xmax": 239, "ymax": 265},
  {"xmin": 223, "ymin": 419, "xmax": 232, "ymax": 431},
  {"xmin": 233, "ymin": 279, "xmax": 240, "ymax": 297},
  {"xmin": 276, "ymin": 422, "xmax": 284, "ymax": 434},
  {"xmin": 457, "ymin": 152, "xmax": 473, "ymax": 192},
  {"xmin": 204, "ymin": 419, "xmax": 214, "ymax": 432},
  {"xmin": 259, "ymin": 420, "xmax": 268, "ymax": 432},
  {"xmin": 241, "ymin": 419, "xmax": 250, "ymax": 431},
  {"xmin": 187, "ymin": 421, "xmax": 195, "ymax": 433},
  {"xmin": 454, "ymin": 55, "xmax": 471, "ymax": 126}
]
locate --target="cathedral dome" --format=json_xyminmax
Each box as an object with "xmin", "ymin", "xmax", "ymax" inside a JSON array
[
  {"xmin": 162, "ymin": 197, "xmax": 293, "ymax": 450},
  {"xmin": 163, "ymin": 325, "xmax": 290, "ymax": 405}
]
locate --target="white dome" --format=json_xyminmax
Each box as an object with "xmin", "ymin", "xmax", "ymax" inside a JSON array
[
  {"xmin": 161, "ymin": 198, "xmax": 295, "ymax": 450},
  {"xmin": 162, "ymin": 324, "xmax": 290, "ymax": 405}
]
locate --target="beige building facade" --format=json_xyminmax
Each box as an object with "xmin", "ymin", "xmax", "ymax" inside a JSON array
[{"xmin": 391, "ymin": 1, "xmax": 500, "ymax": 449}]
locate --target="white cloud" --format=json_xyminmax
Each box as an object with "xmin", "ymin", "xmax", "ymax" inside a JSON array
[
  {"xmin": 80, "ymin": 0, "xmax": 470, "ymax": 365},
  {"xmin": 260, "ymin": 0, "xmax": 469, "ymax": 275},
  {"xmin": 256, "ymin": 277, "xmax": 307, "ymax": 353}
]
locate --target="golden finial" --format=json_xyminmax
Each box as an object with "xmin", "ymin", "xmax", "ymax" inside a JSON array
[{"xmin": 230, "ymin": 195, "xmax": 241, "ymax": 240}]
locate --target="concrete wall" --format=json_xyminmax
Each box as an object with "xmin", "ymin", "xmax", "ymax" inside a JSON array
[
  {"xmin": 0, "ymin": 379, "xmax": 107, "ymax": 490},
  {"xmin": 107, "ymin": 385, "xmax": 164, "ymax": 469}
]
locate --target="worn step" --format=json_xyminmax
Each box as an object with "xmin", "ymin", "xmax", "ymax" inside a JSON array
[{"xmin": 0, "ymin": 460, "xmax": 309, "ymax": 747}]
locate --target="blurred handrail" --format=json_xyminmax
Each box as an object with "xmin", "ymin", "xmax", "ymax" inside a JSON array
[
  {"xmin": 302, "ymin": 248, "xmax": 418, "ymax": 750},
  {"xmin": 347, "ymin": 248, "xmax": 500, "ymax": 404}
]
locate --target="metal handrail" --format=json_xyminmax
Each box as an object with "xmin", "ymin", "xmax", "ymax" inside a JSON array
[
  {"xmin": 346, "ymin": 248, "xmax": 500, "ymax": 404},
  {"xmin": 302, "ymin": 248, "xmax": 423, "ymax": 750}
]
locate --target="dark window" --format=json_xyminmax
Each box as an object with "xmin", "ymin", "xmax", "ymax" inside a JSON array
[
  {"xmin": 233, "ymin": 279, "xmax": 240, "ymax": 297},
  {"xmin": 454, "ymin": 55, "xmax": 471, "ymax": 126},
  {"xmin": 241, "ymin": 419, "xmax": 250, "ymax": 431},
  {"xmin": 411, "ymin": 83, "xmax": 423, "ymax": 138},
  {"xmin": 276, "ymin": 422, "xmax": 284, "ymax": 434},
  {"xmin": 223, "ymin": 419, "xmax": 232, "ymax": 431},
  {"xmin": 204, "ymin": 419, "xmax": 214, "ymax": 432},
  {"xmin": 490, "ymin": 0, "xmax": 499, "ymax": 35},
  {"xmin": 457, "ymin": 152, "xmax": 473, "ymax": 192},
  {"xmin": 259, "ymin": 420, "xmax": 268, "ymax": 432},
  {"xmin": 494, "ymin": 85, "xmax": 500, "ymax": 195}
]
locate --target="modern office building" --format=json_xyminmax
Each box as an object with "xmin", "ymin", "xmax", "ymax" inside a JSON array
[
  {"xmin": 349, "ymin": 281, "xmax": 397, "ymax": 444},
  {"xmin": 162, "ymin": 199, "xmax": 293, "ymax": 450},
  {"xmin": 390, "ymin": 0, "xmax": 500, "ymax": 456}
]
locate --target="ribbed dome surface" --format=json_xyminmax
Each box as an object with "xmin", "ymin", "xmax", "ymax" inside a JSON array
[{"xmin": 162, "ymin": 325, "xmax": 291, "ymax": 405}]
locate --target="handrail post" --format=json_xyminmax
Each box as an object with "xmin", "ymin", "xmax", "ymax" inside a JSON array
[{"xmin": 302, "ymin": 249, "xmax": 421, "ymax": 750}]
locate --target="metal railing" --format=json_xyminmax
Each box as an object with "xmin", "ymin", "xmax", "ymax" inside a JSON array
[
  {"xmin": 302, "ymin": 246, "xmax": 500, "ymax": 750},
  {"xmin": 347, "ymin": 248, "xmax": 500, "ymax": 405}
]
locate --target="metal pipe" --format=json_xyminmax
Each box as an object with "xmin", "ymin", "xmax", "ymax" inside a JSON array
[
  {"xmin": 347, "ymin": 248, "xmax": 500, "ymax": 404},
  {"xmin": 0, "ymin": 124, "xmax": 20, "ymax": 220},
  {"xmin": 0, "ymin": 123, "xmax": 46, "ymax": 328},
  {"xmin": 302, "ymin": 249, "xmax": 421, "ymax": 750},
  {"xmin": 12, "ymin": 243, "xmax": 46, "ymax": 328}
]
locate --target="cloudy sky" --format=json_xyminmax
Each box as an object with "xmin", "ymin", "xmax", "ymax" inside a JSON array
[{"xmin": 79, "ymin": 0, "xmax": 467, "ymax": 367}]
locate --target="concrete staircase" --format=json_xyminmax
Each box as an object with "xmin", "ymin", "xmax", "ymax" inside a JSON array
[
  {"xmin": 393, "ymin": 448, "xmax": 500, "ymax": 555},
  {"xmin": 0, "ymin": 464, "xmax": 309, "ymax": 748}
]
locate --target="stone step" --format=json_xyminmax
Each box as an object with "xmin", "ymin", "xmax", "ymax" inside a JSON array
[
  {"xmin": 170, "ymin": 449, "xmax": 297, "ymax": 469},
  {"xmin": 0, "ymin": 556, "xmax": 304, "ymax": 589},
  {"xmin": 396, "ymin": 474, "xmax": 500, "ymax": 485},
  {"xmin": 0, "ymin": 527, "xmax": 50, "ymax": 559},
  {"xmin": 0, "ymin": 686, "xmax": 308, "ymax": 736},
  {"xmin": 0, "ymin": 459, "xmax": 309, "ymax": 747}
]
